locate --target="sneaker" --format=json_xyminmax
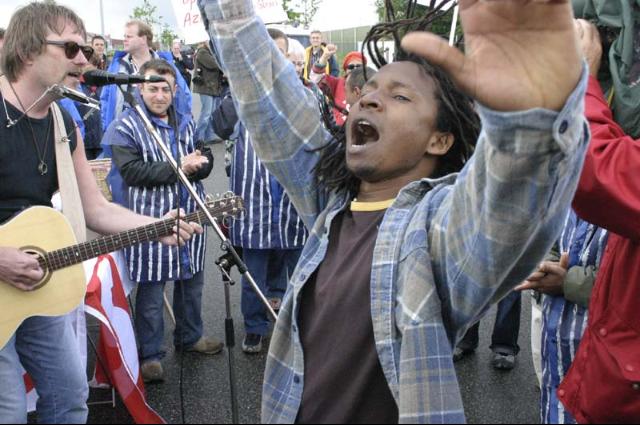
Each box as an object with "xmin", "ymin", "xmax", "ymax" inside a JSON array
[
  {"xmin": 242, "ymin": 333, "xmax": 263, "ymax": 354},
  {"xmin": 453, "ymin": 347, "xmax": 475, "ymax": 362},
  {"xmin": 492, "ymin": 352, "xmax": 516, "ymax": 370},
  {"xmin": 140, "ymin": 360, "xmax": 164, "ymax": 383},
  {"xmin": 186, "ymin": 336, "xmax": 224, "ymax": 355}
]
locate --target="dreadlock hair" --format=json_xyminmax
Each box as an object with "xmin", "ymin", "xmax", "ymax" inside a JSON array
[{"xmin": 313, "ymin": 0, "xmax": 480, "ymax": 198}]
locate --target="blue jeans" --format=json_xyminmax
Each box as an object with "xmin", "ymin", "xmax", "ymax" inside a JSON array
[
  {"xmin": 0, "ymin": 315, "xmax": 88, "ymax": 424},
  {"xmin": 458, "ymin": 290, "xmax": 522, "ymax": 355},
  {"xmin": 195, "ymin": 94, "xmax": 222, "ymax": 142},
  {"xmin": 241, "ymin": 248, "xmax": 302, "ymax": 335},
  {"xmin": 135, "ymin": 272, "xmax": 205, "ymax": 362}
]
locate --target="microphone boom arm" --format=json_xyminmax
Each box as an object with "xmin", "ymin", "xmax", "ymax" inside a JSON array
[{"xmin": 49, "ymin": 84, "xmax": 101, "ymax": 111}]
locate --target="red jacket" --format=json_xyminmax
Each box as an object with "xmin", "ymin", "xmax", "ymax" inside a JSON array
[{"xmin": 559, "ymin": 76, "xmax": 640, "ymax": 423}]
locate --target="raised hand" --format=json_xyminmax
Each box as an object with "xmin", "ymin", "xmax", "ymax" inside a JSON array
[
  {"xmin": 321, "ymin": 44, "xmax": 338, "ymax": 63},
  {"xmin": 325, "ymin": 44, "xmax": 338, "ymax": 56},
  {"xmin": 401, "ymin": 0, "xmax": 582, "ymax": 112}
]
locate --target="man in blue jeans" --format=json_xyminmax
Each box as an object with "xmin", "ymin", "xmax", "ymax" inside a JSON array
[
  {"xmin": 104, "ymin": 59, "xmax": 220, "ymax": 383},
  {"xmin": 0, "ymin": 4, "xmax": 201, "ymax": 421}
]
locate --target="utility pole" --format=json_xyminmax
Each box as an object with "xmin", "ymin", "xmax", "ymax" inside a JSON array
[{"xmin": 99, "ymin": 0, "xmax": 106, "ymax": 35}]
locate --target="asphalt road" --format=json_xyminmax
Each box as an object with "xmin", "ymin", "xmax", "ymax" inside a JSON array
[{"xmin": 80, "ymin": 141, "xmax": 541, "ymax": 424}]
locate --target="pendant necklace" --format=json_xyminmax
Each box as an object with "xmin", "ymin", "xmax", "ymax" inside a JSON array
[{"xmin": 3, "ymin": 80, "xmax": 52, "ymax": 176}]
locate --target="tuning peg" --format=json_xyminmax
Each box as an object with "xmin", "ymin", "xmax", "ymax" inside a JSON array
[{"xmin": 205, "ymin": 194, "xmax": 214, "ymax": 202}]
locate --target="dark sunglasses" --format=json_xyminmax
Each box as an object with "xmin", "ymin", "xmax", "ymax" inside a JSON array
[
  {"xmin": 46, "ymin": 40, "xmax": 94, "ymax": 61},
  {"xmin": 346, "ymin": 63, "xmax": 363, "ymax": 71}
]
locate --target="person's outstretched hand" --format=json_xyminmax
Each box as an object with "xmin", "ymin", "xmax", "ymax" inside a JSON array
[
  {"xmin": 514, "ymin": 252, "xmax": 570, "ymax": 295},
  {"xmin": 402, "ymin": 0, "xmax": 582, "ymax": 112}
]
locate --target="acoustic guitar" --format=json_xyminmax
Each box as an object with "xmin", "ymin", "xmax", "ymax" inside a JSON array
[{"xmin": 0, "ymin": 193, "xmax": 243, "ymax": 350}]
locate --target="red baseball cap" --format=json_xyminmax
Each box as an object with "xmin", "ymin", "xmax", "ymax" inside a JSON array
[{"xmin": 342, "ymin": 52, "xmax": 366, "ymax": 71}]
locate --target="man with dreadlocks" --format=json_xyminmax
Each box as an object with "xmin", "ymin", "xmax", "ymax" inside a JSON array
[{"xmin": 198, "ymin": 0, "xmax": 588, "ymax": 422}]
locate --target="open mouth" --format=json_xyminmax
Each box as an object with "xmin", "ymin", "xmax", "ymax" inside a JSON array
[
  {"xmin": 67, "ymin": 71, "xmax": 81, "ymax": 79},
  {"xmin": 351, "ymin": 119, "xmax": 380, "ymax": 148}
]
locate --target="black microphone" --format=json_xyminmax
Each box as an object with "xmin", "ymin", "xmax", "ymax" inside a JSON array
[{"xmin": 81, "ymin": 70, "xmax": 166, "ymax": 87}]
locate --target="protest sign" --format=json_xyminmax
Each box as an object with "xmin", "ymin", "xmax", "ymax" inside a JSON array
[{"xmin": 171, "ymin": 0, "xmax": 288, "ymax": 44}]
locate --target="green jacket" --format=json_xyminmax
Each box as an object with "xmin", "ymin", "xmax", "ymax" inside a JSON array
[
  {"xmin": 573, "ymin": 0, "xmax": 640, "ymax": 138},
  {"xmin": 193, "ymin": 46, "xmax": 225, "ymax": 97}
]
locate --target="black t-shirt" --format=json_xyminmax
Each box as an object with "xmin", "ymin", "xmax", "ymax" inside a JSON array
[
  {"xmin": 0, "ymin": 92, "xmax": 78, "ymax": 224},
  {"xmin": 296, "ymin": 207, "xmax": 399, "ymax": 424}
]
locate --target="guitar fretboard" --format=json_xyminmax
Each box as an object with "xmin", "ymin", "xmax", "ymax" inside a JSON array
[{"xmin": 38, "ymin": 200, "xmax": 239, "ymax": 272}]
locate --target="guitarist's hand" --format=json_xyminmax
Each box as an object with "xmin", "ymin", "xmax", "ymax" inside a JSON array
[
  {"xmin": 0, "ymin": 247, "xmax": 45, "ymax": 291},
  {"xmin": 160, "ymin": 209, "xmax": 204, "ymax": 247}
]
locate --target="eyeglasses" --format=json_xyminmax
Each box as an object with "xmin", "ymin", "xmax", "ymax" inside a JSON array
[
  {"xmin": 346, "ymin": 63, "xmax": 363, "ymax": 71},
  {"xmin": 46, "ymin": 40, "xmax": 94, "ymax": 61}
]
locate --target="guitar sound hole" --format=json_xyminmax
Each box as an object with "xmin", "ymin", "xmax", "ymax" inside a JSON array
[{"xmin": 21, "ymin": 247, "xmax": 52, "ymax": 291}]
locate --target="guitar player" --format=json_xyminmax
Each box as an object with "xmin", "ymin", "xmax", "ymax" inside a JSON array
[{"xmin": 0, "ymin": 4, "xmax": 201, "ymax": 423}]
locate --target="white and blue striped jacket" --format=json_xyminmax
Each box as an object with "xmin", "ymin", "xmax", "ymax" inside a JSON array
[
  {"xmin": 229, "ymin": 124, "xmax": 307, "ymax": 250},
  {"xmin": 540, "ymin": 212, "xmax": 608, "ymax": 424},
  {"xmin": 104, "ymin": 103, "xmax": 207, "ymax": 283}
]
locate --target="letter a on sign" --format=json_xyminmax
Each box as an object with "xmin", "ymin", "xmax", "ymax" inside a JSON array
[{"xmin": 171, "ymin": 0, "xmax": 288, "ymax": 44}]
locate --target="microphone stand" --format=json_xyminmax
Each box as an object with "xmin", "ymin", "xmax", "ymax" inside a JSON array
[{"xmin": 119, "ymin": 87, "xmax": 275, "ymax": 424}]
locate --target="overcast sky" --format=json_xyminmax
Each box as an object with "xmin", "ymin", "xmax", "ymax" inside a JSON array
[{"xmin": 0, "ymin": 0, "xmax": 379, "ymax": 39}]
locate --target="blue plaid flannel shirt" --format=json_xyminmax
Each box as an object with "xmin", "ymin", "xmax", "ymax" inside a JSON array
[{"xmin": 199, "ymin": 1, "xmax": 590, "ymax": 422}]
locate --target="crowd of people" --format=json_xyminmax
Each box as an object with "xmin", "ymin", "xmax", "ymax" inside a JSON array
[{"xmin": 0, "ymin": 0, "xmax": 638, "ymax": 423}]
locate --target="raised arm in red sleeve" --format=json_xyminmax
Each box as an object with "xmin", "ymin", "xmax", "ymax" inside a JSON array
[
  {"xmin": 572, "ymin": 76, "xmax": 640, "ymax": 240},
  {"xmin": 316, "ymin": 72, "xmax": 340, "ymax": 97}
]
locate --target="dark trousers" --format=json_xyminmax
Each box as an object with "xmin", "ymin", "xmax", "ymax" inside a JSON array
[
  {"xmin": 135, "ymin": 272, "xmax": 205, "ymax": 361},
  {"xmin": 458, "ymin": 290, "xmax": 522, "ymax": 355},
  {"xmin": 241, "ymin": 248, "xmax": 302, "ymax": 335}
]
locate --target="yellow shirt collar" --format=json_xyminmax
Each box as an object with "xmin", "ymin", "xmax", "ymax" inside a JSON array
[{"xmin": 350, "ymin": 198, "xmax": 395, "ymax": 212}]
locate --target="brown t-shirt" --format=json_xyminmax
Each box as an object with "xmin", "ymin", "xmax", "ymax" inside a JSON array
[{"xmin": 296, "ymin": 202, "xmax": 399, "ymax": 424}]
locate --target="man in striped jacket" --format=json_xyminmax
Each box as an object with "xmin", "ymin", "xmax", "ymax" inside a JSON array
[
  {"xmin": 517, "ymin": 210, "xmax": 607, "ymax": 424},
  {"xmin": 211, "ymin": 28, "xmax": 308, "ymax": 354},
  {"xmin": 213, "ymin": 98, "xmax": 308, "ymax": 355},
  {"xmin": 103, "ymin": 59, "xmax": 221, "ymax": 383}
]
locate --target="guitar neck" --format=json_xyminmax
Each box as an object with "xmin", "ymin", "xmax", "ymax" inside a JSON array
[{"xmin": 40, "ymin": 208, "xmax": 215, "ymax": 272}]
